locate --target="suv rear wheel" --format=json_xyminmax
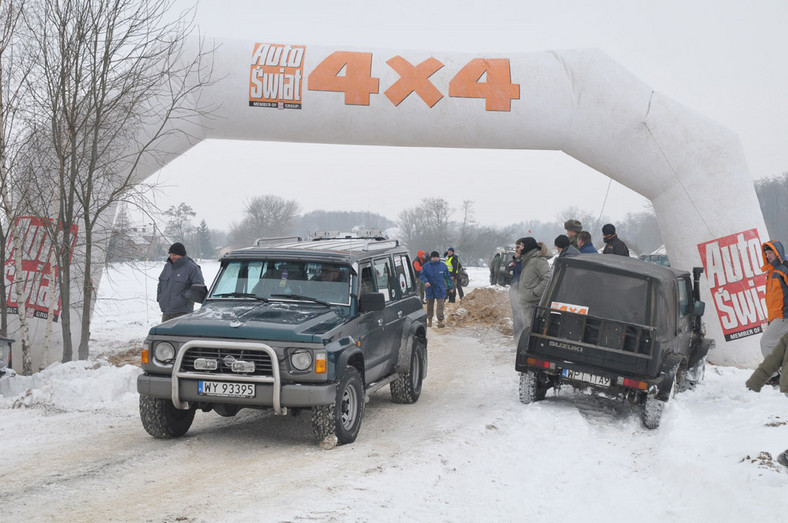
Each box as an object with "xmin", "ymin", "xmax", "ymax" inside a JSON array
[
  {"xmin": 391, "ymin": 337, "xmax": 425, "ymax": 404},
  {"xmin": 519, "ymin": 370, "xmax": 548, "ymax": 404},
  {"xmin": 311, "ymin": 366, "xmax": 364, "ymax": 445}
]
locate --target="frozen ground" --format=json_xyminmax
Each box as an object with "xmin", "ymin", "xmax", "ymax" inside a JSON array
[{"xmin": 0, "ymin": 264, "xmax": 785, "ymax": 522}]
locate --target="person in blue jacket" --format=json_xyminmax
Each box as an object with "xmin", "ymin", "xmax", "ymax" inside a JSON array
[
  {"xmin": 157, "ymin": 242, "xmax": 205, "ymax": 322},
  {"xmin": 420, "ymin": 250, "xmax": 452, "ymax": 328}
]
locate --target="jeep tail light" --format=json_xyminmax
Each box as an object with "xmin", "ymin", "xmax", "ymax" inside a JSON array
[
  {"xmin": 527, "ymin": 357, "xmax": 555, "ymax": 370},
  {"xmin": 620, "ymin": 377, "xmax": 648, "ymax": 390},
  {"xmin": 315, "ymin": 352, "xmax": 327, "ymax": 374}
]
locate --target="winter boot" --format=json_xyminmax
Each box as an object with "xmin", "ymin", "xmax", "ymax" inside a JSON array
[
  {"xmin": 427, "ymin": 318, "xmax": 432, "ymax": 327},
  {"xmin": 778, "ymin": 450, "xmax": 788, "ymax": 468},
  {"xmin": 437, "ymin": 320, "xmax": 445, "ymax": 328}
]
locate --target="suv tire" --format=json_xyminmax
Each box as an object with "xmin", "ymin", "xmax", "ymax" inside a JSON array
[
  {"xmin": 391, "ymin": 337, "xmax": 425, "ymax": 404},
  {"xmin": 311, "ymin": 366, "xmax": 364, "ymax": 445},
  {"xmin": 519, "ymin": 370, "xmax": 548, "ymax": 404},
  {"xmin": 139, "ymin": 395, "xmax": 195, "ymax": 438}
]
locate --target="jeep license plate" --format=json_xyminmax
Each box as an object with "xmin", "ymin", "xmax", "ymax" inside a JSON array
[
  {"xmin": 198, "ymin": 381, "xmax": 255, "ymax": 398},
  {"xmin": 562, "ymin": 369, "xmax": 611, "ymax": 387}
]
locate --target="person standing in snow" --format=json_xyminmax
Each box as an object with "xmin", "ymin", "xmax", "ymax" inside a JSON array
[
  {"xmin": 745, "ymin": 331, "xmax": 788, "ymax": 468},
  {"xmin": 554, "ymin": 234, "xmax": 580, "ymax": 258},
  {"xmin": 577, "ymin": 231, "xmax": 598, "ymax": 254},
  {"xmin": 445, "ymin": 247, "xmax": 464, "ymax": 303},
  {"xmin": 515, "ymin": 237, "xmax": 551, "ymax": 345},
  {"xmin": 412, "ymin": 250, "xmax": 428, "ymax": 303},
  {"xmin": 420, "ymin": 250, "xmax": 452, "ymax": 328},
  {"xmin": 601, "ymin": 223, "xmax": 629, "ymax": 256},
  {"xmin": 758, "ymin": 241, "xmax": 788, "ymax": 360},
  {"xmin": 564, "ymin": 219, "xmax": 583, "ymax": 249},
  {"xmin": 157, "ymin": 242, "xmax": 205, "ymax": 322}
]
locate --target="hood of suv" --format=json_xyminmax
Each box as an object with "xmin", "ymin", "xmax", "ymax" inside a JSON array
[{"xmin": 148, "ymin": 300, "xmax": 349, "ymax": 343}]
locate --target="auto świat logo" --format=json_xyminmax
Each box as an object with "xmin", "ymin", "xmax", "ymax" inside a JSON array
[{"xmin": 249, "ymin": 43, "xmax": 305, "ymax": 110}]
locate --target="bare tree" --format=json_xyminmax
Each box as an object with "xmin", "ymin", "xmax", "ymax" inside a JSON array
[
  {"xmin": 229, "ymin": 194, "xmax": 301, "ymax": 247},
  {"xmin": 22, "ymin": 0, "xmax": 214, "ymax": 362},
  {"xmin": 0, "ymin": 0, "xmax": 37, "ymax": 372},
  {"xmin": 163, "ymin": 202, "xmax": 196, "ymax": 250}
]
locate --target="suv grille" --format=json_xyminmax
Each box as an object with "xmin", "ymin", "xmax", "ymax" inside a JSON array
[{"xmin": 179, "ymin": 346, "xmax": 275, "ymax": 376}]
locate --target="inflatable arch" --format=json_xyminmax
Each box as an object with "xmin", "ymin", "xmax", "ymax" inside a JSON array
[{"xmin": 7, "ymin": 40, "xmax": 770, "ymax": 369}]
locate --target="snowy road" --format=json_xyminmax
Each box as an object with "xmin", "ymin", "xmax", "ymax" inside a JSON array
[{"xmin": 2, "ymin": 321, "xmax": 787, "ymax": 521}]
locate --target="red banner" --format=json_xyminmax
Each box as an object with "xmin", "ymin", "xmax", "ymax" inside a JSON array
[
  {"xmin": 697, "ymin": 229, "xmax": 767, "ymax": 341},
  {"xmin": 3, "ymin": 217, "xmax": 78, "ymax": 322}
]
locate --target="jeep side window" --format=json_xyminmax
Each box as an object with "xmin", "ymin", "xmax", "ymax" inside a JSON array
[
  {"xmin": 394, "ymin": 254, "xmax": 416, "ymax": 297},
  {"xmin": 360, "ymin": 264, "xmax": 376, "ymax": 295},
  {"xmin": 373, "ymin": 258, "xmax": 396, "ymax": 302},
  {"xmin": 678, "ymin": 278, "xmax": 691, "ymax": 316}
]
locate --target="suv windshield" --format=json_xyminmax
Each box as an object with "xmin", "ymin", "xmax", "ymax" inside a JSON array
[
  {"xmin": 210, "ymin": 260, "xmax": 351, "ymax": 305},
  {"xmin": 550, "ymin": 266, "xmax": 651, "ymax": 325}
]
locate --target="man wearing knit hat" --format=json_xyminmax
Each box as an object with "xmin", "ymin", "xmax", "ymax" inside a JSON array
[
  {"xmin": 157, "ymin": 242, "xmax": 205, "ymax": 322},
  {"xmin": 554, "ymin": 234, "xmax": 580, "ymax": 258},
  {"xmin": 601, "ymin": 224, "xmax": 630, "ymax": 256},
  {"xmin": 564, "ymin": 219, "xmax": 583, "ymax": 249},
  {"xmin": 512, "ymin": 237, "xmax": 551, "ymax": 345}
]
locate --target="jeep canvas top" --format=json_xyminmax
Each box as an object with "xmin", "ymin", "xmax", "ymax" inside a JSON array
[{"xmin": 137, "ymin": 233, "xmax": 428, "ymax": 445}]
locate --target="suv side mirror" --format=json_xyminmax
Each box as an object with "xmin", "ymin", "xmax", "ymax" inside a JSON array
[
  {"xmin": 359, "ymin": 292, "xmax": 385, "ymax": 312},
  {"xmin": 693, "ymin": 300, "xmax": 705, "ymax": 317}
]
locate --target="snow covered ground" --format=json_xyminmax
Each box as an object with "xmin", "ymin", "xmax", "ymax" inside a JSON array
[{"xmin": 0, "ymin": 263, "xmax": 786, "ymax": 521}]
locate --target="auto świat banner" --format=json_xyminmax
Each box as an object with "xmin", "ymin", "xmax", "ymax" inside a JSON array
[
  {"xmin": 3, "ymin": 216, "xmax": 78, "ymax": 322},
  {"xmin": 697, "ymin": 229, "xmax": 767, "ymax": 342}
]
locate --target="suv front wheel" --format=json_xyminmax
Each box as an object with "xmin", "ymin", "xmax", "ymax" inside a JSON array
[
  {"xmin": 140, "ymin": 395, "xmax": 196, "ymax": 438},
  {"xmin": 311, "ymin": 366, "xmax": 365, "ymax": 445}
]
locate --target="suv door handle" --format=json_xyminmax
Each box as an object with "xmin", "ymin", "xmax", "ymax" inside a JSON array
[
  {"xmin": 397, "ymin": 311, "xmax": 403, "ymax": 318},
  {"xmin": 378, "ymin": 319, "xmax": 383, "ymax": 326}
]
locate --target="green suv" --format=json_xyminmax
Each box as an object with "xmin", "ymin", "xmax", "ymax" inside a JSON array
[{"xmin": 137, "ymin": 234, "xmax": 428, "ymax": 445}]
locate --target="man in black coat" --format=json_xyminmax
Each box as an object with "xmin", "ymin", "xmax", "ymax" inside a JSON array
[{"xmin": 601, "ymin": 224, "xmax": 629, "ymax": 257}]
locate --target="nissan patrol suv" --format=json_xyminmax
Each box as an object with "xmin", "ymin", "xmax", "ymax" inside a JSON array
[
  {"xmin": 137, "ymin": 233, "xmax": 428, "ymax": 445},
  {"xmin": 515, "ymin": 255, "xmax": 712, "ymax": 428}
]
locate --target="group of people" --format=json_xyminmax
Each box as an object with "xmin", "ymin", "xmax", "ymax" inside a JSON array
[
  {"xmin": 412, "ymin": 248, "xmax": 464, "ymax": 328},
  {"xmin": 556, "ymin": 219, "xmax": 629, "ymax": 258}
]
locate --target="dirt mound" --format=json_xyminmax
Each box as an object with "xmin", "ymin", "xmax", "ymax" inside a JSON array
[{"xmin": 445, "ymin": 287, "xmax": 513, "ymax": 335}]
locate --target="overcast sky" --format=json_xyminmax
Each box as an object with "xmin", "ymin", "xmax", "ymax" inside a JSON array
[{"xmin": 152, "ymin": 0, "xmax": 788, "ymax": 231}]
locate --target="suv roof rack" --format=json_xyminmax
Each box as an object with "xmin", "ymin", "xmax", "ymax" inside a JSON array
[
  {"xmin": 253, "ymin": 236, "xmax": 303, "ymax": 246},
  {"xmin": 309, "ymin": 229, "xmax": 387, "ymax": 241}
]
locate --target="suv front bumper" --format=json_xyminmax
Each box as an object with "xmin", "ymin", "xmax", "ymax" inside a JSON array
[{"xmin": 137, "ymin": 373, "xmax": 337, "ymax": 409}]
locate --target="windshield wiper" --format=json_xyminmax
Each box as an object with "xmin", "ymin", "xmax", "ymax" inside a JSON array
[
  {"xmin": 270, "ymin": 293, "xmax": 330, "ymax": 306},
  {"xmin": 211, "ymin": 292, "xmax": 268, "ymax": 301}
]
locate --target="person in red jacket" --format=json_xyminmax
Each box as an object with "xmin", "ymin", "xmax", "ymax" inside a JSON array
[{"xmin": 412, "ymin": 250, "xmax": 427, "ymax": 303}]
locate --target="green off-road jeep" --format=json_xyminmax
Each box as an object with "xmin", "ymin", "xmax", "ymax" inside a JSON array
[
  {"xmin": 515, "ymin": 255, "xmax": 712, "ymax": 429},
  {"xmin": 137, "ymin": 233, "xmax": 428, "ymax": 445}
]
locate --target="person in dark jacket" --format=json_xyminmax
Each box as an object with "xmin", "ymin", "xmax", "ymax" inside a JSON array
[
  {"xmin": 601, "ymin": 224, "xmax": 629, "ymax": 256},
  {"xmin": 554, "ymin": 234, "xmax": 580, "ymax": 258},
  {"xmin": 445, "ymin": 247, "xmax": 464, "ymax": 303},
  {"xmin": 577, "ymin": 231, "xmax": 598, "ymax": 253},
  {"xmin": 420, "ymin": 251, "xmax": 452, "ymax": 328},
  {"xmin": 157, "ymin": 242, "xmax": 205, "ymax": 322}
]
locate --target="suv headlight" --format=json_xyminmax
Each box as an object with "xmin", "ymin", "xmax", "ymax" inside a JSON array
[
  {"xmin": 289, "ymin": 349, "xmax": 312, "ymax": 372},
  {"xmin": 154, "ymin": 341, "xmax": 176, "ymax": 363}
]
